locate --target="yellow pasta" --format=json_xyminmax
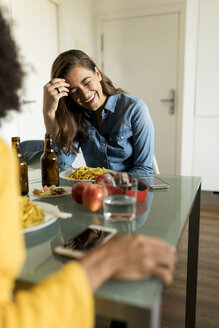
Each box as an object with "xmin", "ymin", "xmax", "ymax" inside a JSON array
[
  {"xmin": 19, "ymin": 197, "xmax": 45, "ymax": 229},
  {"xmin": 66, "ymin": 166, "xmax": 107, "ymax": 181}
]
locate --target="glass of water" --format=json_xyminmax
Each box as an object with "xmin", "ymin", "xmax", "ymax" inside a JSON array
[{"xmin": 103, "ymin": 177, "xmax": 138, "ymax": 222}]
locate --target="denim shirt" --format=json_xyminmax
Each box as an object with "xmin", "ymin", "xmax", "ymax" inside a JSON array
[{"xmin": 57, "ymin": 93, "xmax": 154, "ymax": 174}]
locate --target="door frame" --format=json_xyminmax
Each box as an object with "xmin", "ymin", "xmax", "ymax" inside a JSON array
[{"xmin": 96, "ymin": 3, "xmax": 185, "ymax": 174}]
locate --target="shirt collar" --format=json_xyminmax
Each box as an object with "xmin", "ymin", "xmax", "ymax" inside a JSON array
[{"xmin": 104, "ymin": 94, "xmax": 119, "ymax": 113}]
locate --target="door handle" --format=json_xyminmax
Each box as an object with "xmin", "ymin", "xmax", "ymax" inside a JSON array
[
  {"xmin": 160, "ymin": 89, "xmax": 175, "ymax": 115},
  {"xmin": 22, "ymin": 100, "xmax": 37, "ymax": 105}
]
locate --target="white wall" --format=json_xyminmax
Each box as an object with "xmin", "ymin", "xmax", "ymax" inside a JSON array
[
  {"xmin": 93, "ymin": 0, "xmax": 184, "ymax": 13},
  {"xmin": 181, "ymin": 0, "xmax": 219, "ymax": 191},
  {"xmin": 180, "ymin": 0, "xmax": 199, "ymax": 175},
  {"xmin": 58, "ymin": 0, "xmax": 95, "ymax": 57},
  {"xmin": 192, "ymin": 0, "xmax": 219, "ymax": 191}
]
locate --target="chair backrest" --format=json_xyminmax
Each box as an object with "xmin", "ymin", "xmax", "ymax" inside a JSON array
[
  {"xmin": 152, "ymin": 155, "xmax": 160, "ymax": 174},
  {"xmin": 20, "ymin": 140, "xmax": 44, "ymax": 165}
]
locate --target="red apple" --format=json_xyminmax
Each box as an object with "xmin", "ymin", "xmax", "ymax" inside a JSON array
[
  {"xmin": 71, "ymin": 182, "xmax": 92, "ymax": 204},
  {"xmin": 82, "ymin": 183, "xmax": 108, "ymax": 212}
]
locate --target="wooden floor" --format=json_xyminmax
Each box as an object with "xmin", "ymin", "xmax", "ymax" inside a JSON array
[{"xmin": 161, "ymin": 197, "xmax": 219, "ymax": 328}]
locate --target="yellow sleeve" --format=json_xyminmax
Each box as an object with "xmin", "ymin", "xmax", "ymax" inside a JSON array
[
  {"xmin": 0, "ymin": 139, "xmax": 94, "ymax": 328},
  {"xmin": 3, "ymin": 262, "xmax": 94, "ymax": 328},
  {"xmin": 0, "ymin": 139, "xmax": 25, "ymax": 301}
]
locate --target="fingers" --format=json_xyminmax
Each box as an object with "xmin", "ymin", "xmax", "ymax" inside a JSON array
[
  {"xmin": 46, "ymin": 78, "xmax": 69, "ymax": 88},
  {"xmin": 152, "ymin": 265, "xmax": 175, "ymax": 285},
  {"xmin": 148, "ymin": 239, "xmax": 176, "ymax": 271},
  {"xmin": 50, "ymin": 86, "xmax": 69, "ymax": 97},
  {"xmin": 44, "ymin": 78, "xmax": 70, "ymax": 97},
  {"xmin": 108, "ymin": 235, "xmax": 177, "ymax": 284},
  {"xmin": 43, "ymin": 78, "xmax": 70, "ymax": 114},
  {"xmin": 139, "ymin": 236, "xmax": 177, "ymax": 278}
]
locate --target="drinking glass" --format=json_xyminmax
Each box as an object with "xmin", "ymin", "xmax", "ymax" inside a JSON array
[{"xmin": 103, "ymin": 177, "xmax": 138, "ymax": 222}]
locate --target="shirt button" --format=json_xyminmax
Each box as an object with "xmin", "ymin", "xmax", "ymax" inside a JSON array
[
  {"xmin": 104, "ymin": 159, "xmax": 107, "ymax": 163},
  {"xmin": 120, "ymin": 136, "xmax": 124, "ymax": 140},
  {"xmin": 102, "ymin": 143, "xmax": 106, "ymax": 146}
]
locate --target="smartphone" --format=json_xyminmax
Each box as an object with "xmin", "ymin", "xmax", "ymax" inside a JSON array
[
  {"xmin": 54, "ymin": 225, "xmax": 117, "ymax": 259},
  {"xmin": 143, "ymin": 176, "xmax": 169, "ymax": 190}
]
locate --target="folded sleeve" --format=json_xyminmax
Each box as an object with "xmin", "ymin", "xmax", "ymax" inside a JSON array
[{"xmin": 54, "ymin": 142, "xmax": 78, "ymax": 171}]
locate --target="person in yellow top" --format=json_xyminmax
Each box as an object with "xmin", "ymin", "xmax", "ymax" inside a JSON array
[{"xmin": 0, "ymin": 8, "xmax": 176, "ymax": 328}]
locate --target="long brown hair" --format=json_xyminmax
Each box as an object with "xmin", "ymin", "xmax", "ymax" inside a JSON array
[{"xmin": 51, "ymin": 49, "xmax": 124, "ymax": 154}]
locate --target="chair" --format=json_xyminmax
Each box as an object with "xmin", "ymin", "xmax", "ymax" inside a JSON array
[
  {"xmin": 152, "ymin": 155, "xmax": 160, "ymax": 174},
  {"xmin": 20, "ymin": 140, "xmax": 44, "ymax": 165}
]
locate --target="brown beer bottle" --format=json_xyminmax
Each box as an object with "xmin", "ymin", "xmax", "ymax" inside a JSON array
[
  {"xmin": 41, "ymin": 133, "xmax": 59, "ymax": 187},
  {"xmin": 11, "ymin": 137, "xmax": 29, "ymax": 195}
]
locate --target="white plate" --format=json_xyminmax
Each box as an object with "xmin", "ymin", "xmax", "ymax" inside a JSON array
[
  {"xmin": 60, "ymin": 169, "xmax": 99, "ymax": 182},
  {"xmin": 60, "ymin": 168, "xmax": 115, "ymax": 182},
  {"xmin": 31, "ymin": 186, "xmax": 72, "ymax": 198},
  {"xmin": 22, "ymin": 202, "xmax": 58, "ymax": 233},
  {"xmin": 60, "ymin": 169, "xmax": 94, "ymax": 182}
]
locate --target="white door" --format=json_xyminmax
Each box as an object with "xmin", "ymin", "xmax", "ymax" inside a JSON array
[
  {"xmin": 0, "ymin": 0, "xmax": 59, "ymax": 145},
  {"xmin": 101, "ymin": 9, "xmax": 181, "ymax": 174}
]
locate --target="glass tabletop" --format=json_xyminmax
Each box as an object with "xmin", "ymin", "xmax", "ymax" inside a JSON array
[{"xmin": 20, "ymin": 168, "xmax": 201, "ymax": 310}]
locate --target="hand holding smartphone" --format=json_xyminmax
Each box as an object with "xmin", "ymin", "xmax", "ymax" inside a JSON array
[{"xmin": 54, "ymin": 225, "xmax": 117, "ymax": 259}]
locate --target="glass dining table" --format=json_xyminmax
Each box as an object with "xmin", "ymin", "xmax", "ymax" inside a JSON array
[{"xmin": 17, "ymin": 167, "xmax": 201, "ymax": 328}]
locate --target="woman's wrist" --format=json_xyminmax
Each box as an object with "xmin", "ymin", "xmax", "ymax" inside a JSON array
[
  {"xmin": 43, "ymin": 106, "xmax": 56, "ymax": 119},
  {"xmin": 43, "ymin": 109, "xmax": 58, "ymax": 137},
  {"xmin": 80, "ymin": 243, "xmax": 119, "ymax": 291}
]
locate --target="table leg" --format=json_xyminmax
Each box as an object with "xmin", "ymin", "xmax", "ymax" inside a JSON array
[
  {"xmin": 185, "ymin": 184, "xmax": 201, "ymax": 328},
  {"xmin": 95, "ymin": 294, "xmax": 161, "ymax": 328}
]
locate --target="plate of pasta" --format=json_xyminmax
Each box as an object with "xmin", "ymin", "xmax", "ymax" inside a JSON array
[
  {"xmin": 60, "ymin": 166, "xmax": 109, "ymax": 182},
  {"xmin": 20, "ymin": 197, "xmax": 58, "ymax": 233}
]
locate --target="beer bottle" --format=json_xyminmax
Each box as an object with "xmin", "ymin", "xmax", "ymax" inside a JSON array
[
  {"xmin": 11, "ymin": 137, "xmax": 29, "ymax": 195},
  {"xmin": 41, "ymin": 133, "xmax": 59, "ymax": 187}
]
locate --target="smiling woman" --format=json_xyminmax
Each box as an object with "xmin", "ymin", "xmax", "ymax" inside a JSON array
[{"xmin": 43, "ymin": 49, "xmax": 155, "ymax": 174}]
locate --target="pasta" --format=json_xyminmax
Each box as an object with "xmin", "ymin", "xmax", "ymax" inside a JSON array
[
  {"xmin": 19, "ymin": 197, "xmax": 45, "ymax": 229},
  {"xmin": 66, "ymin": 166, "xmax": 107, "ymax": 181}
]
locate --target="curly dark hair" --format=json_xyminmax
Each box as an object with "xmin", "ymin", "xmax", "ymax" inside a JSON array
[{"xmin": 0, "ymin": 9, "xmax": 24, "ymax": 119}]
